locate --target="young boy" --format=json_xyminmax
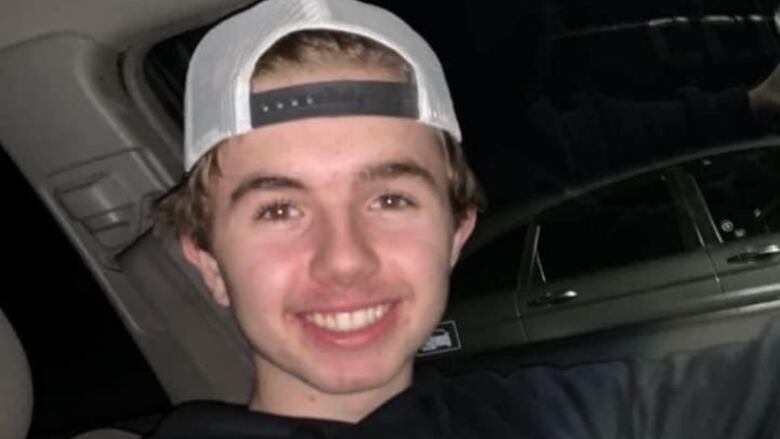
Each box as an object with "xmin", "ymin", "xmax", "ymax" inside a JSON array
[{"xmin": 151, "ymin": 0, "xmax": 780, "ymax": 437}]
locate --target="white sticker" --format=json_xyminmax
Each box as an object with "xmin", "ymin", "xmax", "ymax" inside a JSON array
[{"xmin": 417, "ymin": 320, "xmax": 461, "ymax": 357}]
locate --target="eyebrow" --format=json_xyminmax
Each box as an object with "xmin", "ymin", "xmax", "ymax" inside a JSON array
[
  {"xmin": 358, "ymin": 160, "xmax": 437, "ymax": 189},
  {"xmin": 228, "ymin": 160, "xmax": 437, "ymax": 209},
  {"xmin": 229, "ymin": 175, "xmax": 306, "ymax": 208}
]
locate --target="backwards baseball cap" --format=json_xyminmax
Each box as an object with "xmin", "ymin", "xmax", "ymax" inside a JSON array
[{"xmin": 184, "ymin": 0, "xmax": 461, "ymax": 172}]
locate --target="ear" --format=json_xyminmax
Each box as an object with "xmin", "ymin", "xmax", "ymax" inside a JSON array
[
  {"xmin": 180, "ymin": 234, "xmax": 231, "ymax": 307},
  {"xmin": 449, "ymin": 208, "xmax": 477, "ymax": 268}
]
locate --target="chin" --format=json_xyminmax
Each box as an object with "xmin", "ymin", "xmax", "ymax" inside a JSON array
[{"xmin": 303, "ymin": 350, "xmax": 412, "ymax": 396}]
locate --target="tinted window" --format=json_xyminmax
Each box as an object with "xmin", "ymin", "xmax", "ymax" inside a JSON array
[
  {"xmin": 533, "ymin": 173, "xmax": 688, "ymax": 282},
  {"xmin": 451, "ymin": 224, "xmax": 528, "ymax": 298},
  {"xmin": 686, "ymin": 146, "xmax": 780, "ymax": 242},
  {"xmin": 144, "ymin": 25, "xmax": 209, "ymax": 129}
]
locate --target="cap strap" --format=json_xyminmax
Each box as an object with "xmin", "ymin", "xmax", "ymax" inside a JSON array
[{"xmin": 250, "ymin": 80, "xmax": 418, "ymax": 128}]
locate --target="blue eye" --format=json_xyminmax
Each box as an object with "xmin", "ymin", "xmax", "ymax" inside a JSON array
[{"xmin": 256, "ymin": 201, "xmax": 302, "ymax": 221}]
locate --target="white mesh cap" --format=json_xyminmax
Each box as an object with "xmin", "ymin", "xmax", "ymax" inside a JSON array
[{"xmin": 184, "ymin": 0, "xmax": 461, "ymax": 171}]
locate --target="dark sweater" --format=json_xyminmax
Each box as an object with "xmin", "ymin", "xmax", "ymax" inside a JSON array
[{"xmin": 146, "ymin": 315, "xmax": 780, "ymax": 438}]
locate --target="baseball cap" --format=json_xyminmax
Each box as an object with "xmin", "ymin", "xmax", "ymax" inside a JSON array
[{"xmin": 184, "ymin": 0, "xmax": 461, "ymax": 172}]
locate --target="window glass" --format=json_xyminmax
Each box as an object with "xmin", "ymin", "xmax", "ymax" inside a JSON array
[
  {"xmin": 533, "ymin": 173, "xmax": 688, "ymax": 282},
  {"xmin": 451, "ymin": 224, "xmax": 528, "ymax": 298},
  {"xmin": 685, "ymin": 146, "xmax": 780, "ymax": 242}
]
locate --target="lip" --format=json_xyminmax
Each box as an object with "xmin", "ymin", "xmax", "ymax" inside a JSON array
[{"xmin": 296, "ymin": 300, "xmax": 401, "ymax": 349}]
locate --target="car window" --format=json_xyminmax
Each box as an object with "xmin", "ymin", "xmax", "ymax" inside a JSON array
[
  {"xmin": 451, "ymin": 224, "xmax": 529, "ymax": 298},
  {"xmin": 685, "ymin": 146, "xmax": 780, "ymax": 243},
  {"xmin": 143, "ymin": 25, "xmax": 209, "ymax": 129},
  {"xmin": 531, "ymin": 172, "xmax": 690, "ymax": 283}
]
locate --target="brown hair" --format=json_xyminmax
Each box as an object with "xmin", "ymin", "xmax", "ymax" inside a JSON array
[{"xmin": 155, "ymin": 30, "xmax": 484, "ymax": 251}]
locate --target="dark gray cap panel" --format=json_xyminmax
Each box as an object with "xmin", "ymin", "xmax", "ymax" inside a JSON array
[{"xmin": 250, "ymin": 81, "xmax": 418, "ymax": 128}]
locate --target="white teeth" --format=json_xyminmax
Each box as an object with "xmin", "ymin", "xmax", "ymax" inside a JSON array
[
  {"xmin": 336, "ymin": 312, "xmax": 350, "ymax": 329},
  {"xmin": 352, "ymin": 309, "xmax": 367, "ymax": 328},
  {"xmin": 304, "ymin": 304, "xmax": 391, "ymax": 332}
]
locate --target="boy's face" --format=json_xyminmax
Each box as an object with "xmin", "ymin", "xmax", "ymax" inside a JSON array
[{"xmin": 182, "ymin": 67, "xmax": 475, "ymax": 399}]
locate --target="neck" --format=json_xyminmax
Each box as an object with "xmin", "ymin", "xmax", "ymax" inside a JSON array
[{"xmin": 248, "ymin": 357, "xmax": 413, "ymax": 423}]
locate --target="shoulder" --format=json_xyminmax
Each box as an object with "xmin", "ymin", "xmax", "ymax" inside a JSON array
[{"xmin": 145, "ymin": 401, "xmax": 297, "ymax": 438}]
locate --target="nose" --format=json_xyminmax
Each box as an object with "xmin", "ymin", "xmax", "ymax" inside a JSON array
[{"xmin": 310, "ymin": 210, "xmax": 380, "ymax": 288}]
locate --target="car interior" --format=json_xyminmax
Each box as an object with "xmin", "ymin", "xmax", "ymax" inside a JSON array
[{"xmin": 1, "ymin": 0, "xmax": 779, "ymax": 437}]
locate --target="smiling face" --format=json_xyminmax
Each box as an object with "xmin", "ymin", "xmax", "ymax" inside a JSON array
[{"xmin": 181, "ymin": 66, "xmax": 476, "ymax": 420}]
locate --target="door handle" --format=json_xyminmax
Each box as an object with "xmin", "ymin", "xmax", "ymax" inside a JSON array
[
  {"xmin": 726, "ymin": 244, "xmax": 780, "ymax": 264},
  {"xmin": 527, "ymin": 290, "xmax": 579, "ymax": 308}
]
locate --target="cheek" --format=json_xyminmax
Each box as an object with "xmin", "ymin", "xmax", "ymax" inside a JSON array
[
  {"xmin": 373, "ymin": 221, "xmax": 452, "ymax": 348},
  {"xmin": 374, "ymin": 217, "xmax": 453, "ymax": 298},
  {"xmin": 219, "ymin": 234, "xmax": 312, "ymax": 314}
]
